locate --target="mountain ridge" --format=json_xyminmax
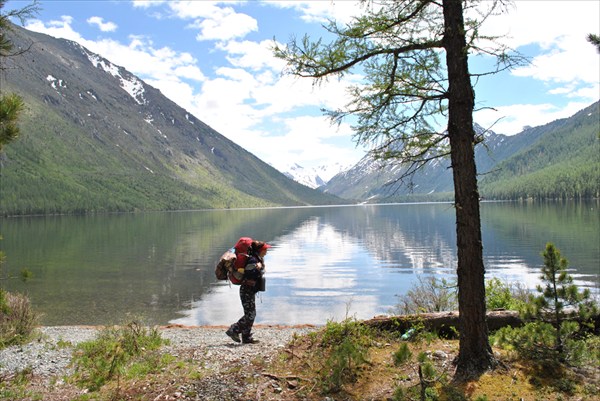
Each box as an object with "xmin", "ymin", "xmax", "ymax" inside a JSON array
[
  {"xmin": 0, "ymin": 23, "xmax": 342, "ymax": 215},
  {"xmin": 321, "ymin": 103, "xmax": 599, "ymax": 201},
  {"xmin": 282, "ymin": 162, "xmax": 351, "ymax": 189}
]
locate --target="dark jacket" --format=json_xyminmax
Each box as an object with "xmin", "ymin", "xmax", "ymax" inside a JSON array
[{"xmin": 243, "ymin": 254, "xmax": 264, "ymax": 289}]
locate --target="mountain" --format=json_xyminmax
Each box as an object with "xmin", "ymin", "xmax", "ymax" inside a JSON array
[
  {"xmin": 282, "ymin": 162, "xmax": 351, "ymax": 189},
  {"xmin": 323, "ymin": 104, "xmax": 599, "ymax": 201},
  {"xmin": 0, "ymin": 23, "xmax": 342, "ymax": 215},
  {"xmin": 478, "ymin": 101, "xmax": 599, "ymax": 200},
  {"xmin": 322, "ymin": 124, "xmax": 511, "ymax": 200}
]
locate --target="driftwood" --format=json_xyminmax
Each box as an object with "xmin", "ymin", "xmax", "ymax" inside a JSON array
[
  {"xmin": 364, "ymin": 310, "xmax": 522, "ymax": 337},
  {"xmin": 364, "ymin": 310, "xmax": 600, "ymax": 337}
]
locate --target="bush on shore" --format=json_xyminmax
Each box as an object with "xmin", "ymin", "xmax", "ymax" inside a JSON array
[{"xmin": 0, "ymin": 289, "xmax": 37, "ymax": 348}]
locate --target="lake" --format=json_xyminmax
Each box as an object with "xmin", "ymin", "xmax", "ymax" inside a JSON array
[{"xmin": 1, "ymin": 201, "xmax": 598, "ymax": 326}]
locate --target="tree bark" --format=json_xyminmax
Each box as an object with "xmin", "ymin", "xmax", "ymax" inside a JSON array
[{"xmin": 442, "ymin": 0, "xmax": 497, "ymax": 380}]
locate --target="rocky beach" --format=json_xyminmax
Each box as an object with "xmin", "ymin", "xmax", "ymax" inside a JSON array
[{"xmin": 0, "ymin": 325, "xmax": 317, "ymax": 400}]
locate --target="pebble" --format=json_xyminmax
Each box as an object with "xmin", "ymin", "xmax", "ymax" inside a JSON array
[{"xmin": 0, "ymin": 325, "xmax": 315, "ymax": 379}]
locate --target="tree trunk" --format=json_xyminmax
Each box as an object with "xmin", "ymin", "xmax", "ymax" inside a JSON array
[{"xmin": 442, "ymin": 0, "xmax": 497, "ymax": 380}]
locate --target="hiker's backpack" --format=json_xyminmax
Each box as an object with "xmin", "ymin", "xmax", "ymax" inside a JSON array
[{"xmin": 214, "ymin": 237, "xmax": 253, "ymax": 285}]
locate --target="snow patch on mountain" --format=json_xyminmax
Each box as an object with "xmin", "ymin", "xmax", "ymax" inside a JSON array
[
  {"xmin": 282, "ymin": 162, "xmax": 351, "ymax": 189},
  {"xmin": 84, "ymin": 50, "xmax": 147, "ymax": 105}
]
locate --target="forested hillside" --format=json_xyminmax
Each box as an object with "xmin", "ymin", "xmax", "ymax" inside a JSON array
[
  {"xmin": 0, "ymin": 24, "xmax": 341, "ymax": 216},
  {"xmin": 479, "ymin": 101, "xmax": 599, "ymax": 200},
  {"xmin": 323, "ymin": 101, "xmax": 599, "ymax": 202}
]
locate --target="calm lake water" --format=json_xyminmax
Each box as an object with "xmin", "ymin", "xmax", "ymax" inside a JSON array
[{"xmin": 1, "ymin": 201, "xmax": 598, "ymax": 326}]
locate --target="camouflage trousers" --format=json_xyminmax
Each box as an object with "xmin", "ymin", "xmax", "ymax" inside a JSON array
[{"xmin": 229, "ymin": 284, "xmax": 257, "ymax": 337}]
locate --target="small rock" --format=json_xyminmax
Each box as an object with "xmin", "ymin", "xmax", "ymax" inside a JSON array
[{"xmin": 432, "ymin": 350, "xmax": 448, "ymax": 360}]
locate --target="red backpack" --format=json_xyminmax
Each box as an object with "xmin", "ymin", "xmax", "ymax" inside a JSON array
[{"xmin": 214, "ymin": 237, "xmax": 253, "ymax": 285}]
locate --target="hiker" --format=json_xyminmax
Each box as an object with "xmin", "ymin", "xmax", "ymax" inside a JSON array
[{"xmin": 226, "ymin": 240, "xmax": 271, "ymax": 344}]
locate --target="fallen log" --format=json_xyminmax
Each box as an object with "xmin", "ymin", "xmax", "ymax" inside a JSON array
[
  {"xmin": 364, "ymin": 310, "xmax": 599, "ymax": 337},
  {"xmin": 363, "ymin": 310, "xmax": 523, "ymax": 337}
]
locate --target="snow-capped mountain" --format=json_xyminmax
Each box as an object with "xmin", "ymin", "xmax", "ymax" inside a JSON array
[
  {"xmin": 282, "ymin": 162, "xmax": 351, "ymax": 189},
  {"xmin": 321, "ymin": 124, "xmax": 517, "ymax": 200}
]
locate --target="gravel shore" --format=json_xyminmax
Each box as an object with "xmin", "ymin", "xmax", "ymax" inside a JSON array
[{"xmin": 0, "ymin": 325, "xmax": 318, "ymax": 400}]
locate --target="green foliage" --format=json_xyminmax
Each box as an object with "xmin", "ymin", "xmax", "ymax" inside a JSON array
[
  {"xmin": 480, "ymin": 103, "xmax": 599, "ymax": 200},
  {"xmin": 492, "ymin": 243, "xmax": 599, "ymax": 367},
  {"xmin": 0, "ymin": 289, "xmax": 37, "ymax": 348},
  {"xmin": 1, "ymin": 235, "xmax": 36, "ymax": 349},
  {"xmin": 1, "ymin": 1, "xmax": 39, "ymax": 151},
  {"xmin": 393, "ymin": 276, "xmax": 458, "ymax": 314},
  {"xmin": 535, "ymin": 244, "xmax": 596, "ymax": 316},
  {"xmin": 0, "ymin": 93, "xmax": 24, "ymax": 151},
  {"xmin": 1, "ymin": 22, "xmax": 341, "ymax": 215},
  {"xmin": 485, "ymin": 277, "xmax": 527, "ymax": 311},
  {"xmin": 395, "ymin": 275, "xmax": 531, "ymax": 314},
  {"xmin": 393, "ymin": 342, "xmax": 412, "ymax": 366},
  {"xmin": 315, "ymin": 318, "xmax": 374, "ymax": 393},
  {"xmin": 529, "ymin": 243, "xmax": 598, "ymax": 355},
  {"xmin": 0, "ymin": 366, "xmax": 34, "ymax": 401},
  {"xmin": 393, "ymin": 349, "xmax": 446, "ymax": 401},
  {"xmin": 492, "ymin": 322, "xmax": 558, "ymax": 360},
  {"xmin": 587, "ymin": 33, "xmax": 600, "ymax": 53},
  {"xmin": 69, "ymin": 322, "xmax": 168, "ymax": 391}
]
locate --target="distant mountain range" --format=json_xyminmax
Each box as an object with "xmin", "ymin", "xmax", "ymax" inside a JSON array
[
  {"xmin": 0, "ymin": 23, "xmax": 342, "ymax": 215},
  {"xmin": 282, "ymin": 162, "xmax": 351, "ymax": 189},
  {"xmin": 321, "ymin": 102, "xmax": 599, "ymax": 202},
  {"xmin": 1, "ymin": 23, "xmax": 597, "ymax": 216}
]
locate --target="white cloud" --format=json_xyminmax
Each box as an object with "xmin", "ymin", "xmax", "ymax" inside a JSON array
[
  {"xmin": 473, "ymin": 1, "xmax": 599, "ymax": 135},
  {"xmin": 481, "ymin": 2, "xmax": 598, "ymax": 49},
  {"xmin": 25, "ymin": 17, "xmax": 206, "ymax": 84},
  {"xmin": 24, "ymin": 16, "xmax": 84, "ymax": 43},
  {"xmin": 482, "ymin": 1, "xmax": 599, "ymax": 96},
  {"xmin": 87, "ymin": 16, "xmax": 117, "ymax": 32},
  {"xmin": 164, "ymin": 1, "xmax": 257, "ymax": 42},
  {"xmin": 267, "ymin": 0, "xmax": 366, "ymax": 25},
  {"xmin": 23, "ymin": 0, "xmax": 596, "ymax": 172},
  {"xmin": 218, "ymin": 39, "xmax": 285, "ymax": 71},
  {"xmin": 194, "ymin": 13, "xmax": 257, "ymax": 42},
  {"xmin": 512, "ymin": 34, "xmax": 599, "ymax": 85},
  {"xmin": 131, "ymin": 0, "xmax": 166, "ymax": 9}
]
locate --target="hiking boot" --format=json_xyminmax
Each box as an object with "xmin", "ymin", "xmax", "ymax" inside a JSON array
[
  {"xmin": 242, "ymin": 336, "xmax": 259, "ymax": 344},
  {"xmin": 225, "ymin": 328, "xmax": 241, "ymax": 343}
]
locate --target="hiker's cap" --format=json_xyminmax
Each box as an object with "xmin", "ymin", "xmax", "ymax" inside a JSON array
[{"xmin": 260, "ymin": 243, "xmax": 272, "ymax": 252}]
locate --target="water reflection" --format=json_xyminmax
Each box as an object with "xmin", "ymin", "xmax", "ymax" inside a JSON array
[
  {"xmin": 172, "ymin": 217, "xmax": 385, "ymax": 326},
  {"xmin": 173, "ymin": 201, "xmax": 599, "ymax": 326},
  {"xmin": 2, "ymin": 201, "xmax": 597, "ymax": 326}
]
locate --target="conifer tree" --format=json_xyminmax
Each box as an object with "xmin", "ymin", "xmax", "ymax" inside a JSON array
[
  {"xmin": 532, "ymin": 243, "xmax": 597, "ymax": 356},
  {"xmin": 0, "ymin": 0, "xmax": 39, "ymax": 151},
  {"xmin": 274, "ymin": 0, "xmax": 525, "ymax": 380}
]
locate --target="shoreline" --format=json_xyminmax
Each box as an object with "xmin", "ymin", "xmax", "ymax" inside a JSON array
[{"xmin": 0, "ymin": 325, "xmax": 318, "ymax": 380}]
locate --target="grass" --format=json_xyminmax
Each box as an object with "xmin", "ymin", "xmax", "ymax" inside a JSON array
[
  {"xmin": 68, "ymin": 322, "xmax": 169, "ymax": 391},
  {"xmin": 267, "ymin": 319, "xmax": 599, "ymax": 401},
  {"xmin": 0, "ymin": 321, "xmax": 598, "ymax": 400},
  {"xmin": 0, "ymin": 290, "xmax": 37, "ymax": 349},
  {"xmin": 1, "ymin": 256, "xmax": 598, "ymax": 400}
]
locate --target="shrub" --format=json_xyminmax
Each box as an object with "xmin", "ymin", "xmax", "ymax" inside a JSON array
[
  {"xmin": 492, "ymin": 243, "xmax": 599, "ymax": 367},
  {"xmin": 485, "ymin": 277, "xmax": 528, "ymax": 310},
  {"xmin": 393, "ymin": 276, "xmax": 457, "ymax": 314},
  {"xmin": 70, "ymin": 322, "xmax": 168, "ymax": 391},
  {"xmin": 0, "ymin": 290, "xmax": 37, "ymax": 348},
  {"xmin": 530, "ymin": 243, "xmax": 597, "ymax": 356},
  {"xmin": 317, "ymin": 318, "xmax": 373, "ymax": 393},
  {"xmin": 393, "ymin": 342, "xmax": 412, "ymax": 366}
]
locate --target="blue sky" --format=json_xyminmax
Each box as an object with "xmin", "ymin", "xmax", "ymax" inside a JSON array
[{"xmin": 6, "ymin": 0, "xmax": 600, "ymax": 172}]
